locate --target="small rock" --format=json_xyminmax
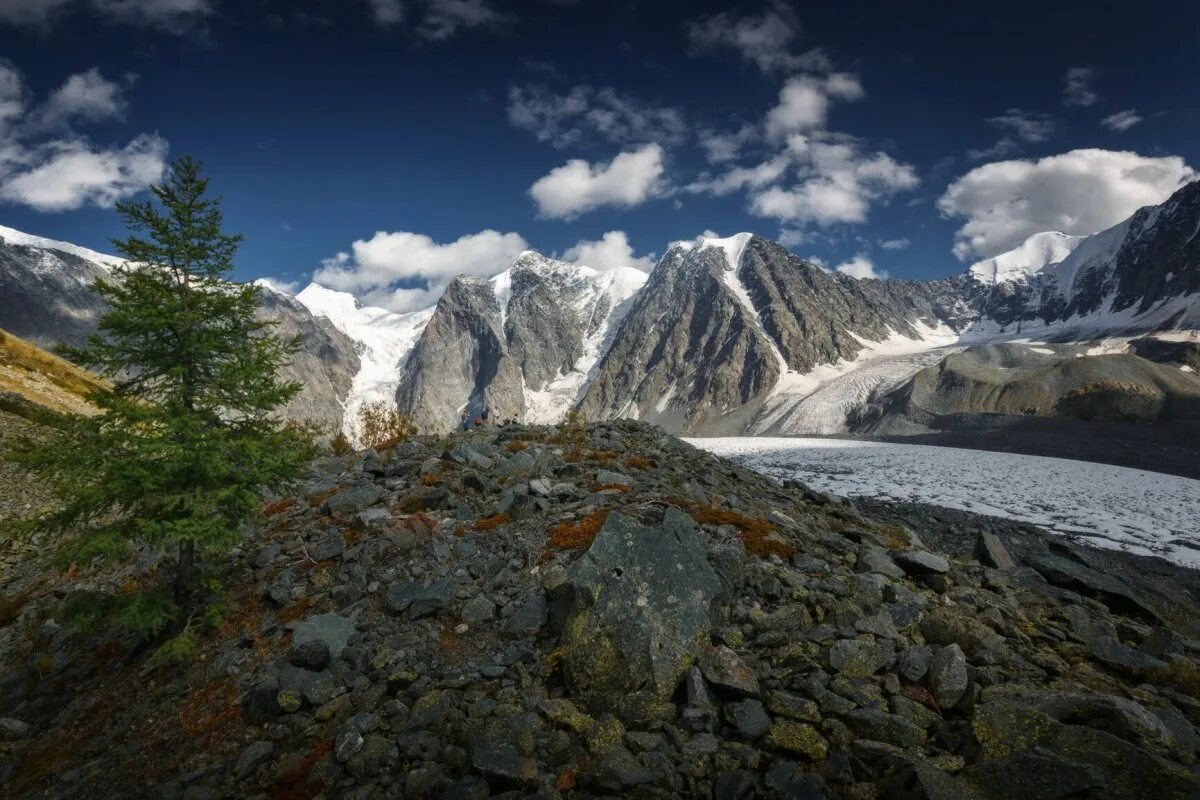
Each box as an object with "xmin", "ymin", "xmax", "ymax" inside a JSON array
[
  {"xmin": 928, "ymin": 644, "xmax": 969, "ymax": 709},
  {"xmin": 699, "ymin": 645, "xmax": 760, "ymax": 695},
  {"xmin": 503, "ymin": 592, "xmax": 548, "ymax": 637},
  {"xmin": 234, "ymin": 740, "xmax": 274, "ymax": 778},
  {"xmin": 460, "ymin": 595, "xmax": 496, "ymax": 625},
  {"xmin": 828, "ymin": 638, "xmax": 892, "ymax": 677},
  {"xmin": 764, "ymin": 721, "xmax": 828, "ymax": 760},
  {"xmin": 1091, "ymin": 636, "xmax": 1167, "ymax": 676},
  {"xmin": 893, "ymin": 550, "xmax": 950, "ymax": 576},
  {"xmin": 0, "ymin": 718, "xmax": 30, "ymax": 740},
  {"xmin": 288, "ymin": 639, "xmax": 331, "ymax": 671},
  {"xmin": 307, "ymin": 529, "xmax": 347, "ymax": 562},
  {"xmin": 727, "ymin": 699, "xmax": 772, "ymax": 739},
  {"xmin": 975, "ymin": 532, "xmax": 1015, "ymax": 570},
  {"xmin": 334, "ymin": 728, "xmax": 364, "ymax": 763}
]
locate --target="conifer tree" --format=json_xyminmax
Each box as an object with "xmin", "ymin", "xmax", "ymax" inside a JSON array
[{"xmin": 15, "ymin": 156, "xmax": 312, "ymax": 636}]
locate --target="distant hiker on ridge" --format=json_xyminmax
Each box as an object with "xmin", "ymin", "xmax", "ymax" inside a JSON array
[{"xmin": 460, "ymin": 410, "xmax": 470, "ymax": 432}]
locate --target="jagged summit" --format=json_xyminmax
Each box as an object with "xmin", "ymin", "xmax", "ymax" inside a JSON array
[{"xmin": 967, "ymin": 230, "xmax": 1085, "ymax": 286}]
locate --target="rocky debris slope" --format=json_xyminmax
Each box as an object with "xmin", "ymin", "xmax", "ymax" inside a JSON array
[{"xmin": 3, "ymin": 422, "xmax": 1200, "ymax": 799}]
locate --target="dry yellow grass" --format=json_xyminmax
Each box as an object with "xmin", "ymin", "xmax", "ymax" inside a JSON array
[{"xmin": 0, "ymin": 328, "xmax": 108, "ymax": 416}]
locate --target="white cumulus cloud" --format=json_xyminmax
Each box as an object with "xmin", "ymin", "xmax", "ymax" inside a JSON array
[
  {"xmin": 507, "ymin": 84, "xmax": 685, "ymax": 149},
  {"xmin": 561, "ymin": 230, "xmax": 654, "ymax": 272},
  {"xmin": 686, "ymin": 1, "xmax": 829, "ymax": 75},
  {"xmin": 0, "ymin": 62, "xmax": 167, "ymax": 212},
  {"xmin": 765, "ymin": 73, "xmax": 863, "ymax": 141},
  {"xmin": 529, "ymin": 143, "xmax": 665, "ymax": 219},
  {"xmin": 314, "ymin": 229, "xmax": 529, "ymax": 312},
  {"xmin": 748, "ymin": 140, "xmax": 917, "ymax": 226},
  {"xmin": 1101, "ymin": 110, "xmax": 1143, "ymax": 132},
  {"xmin": 938, "ymin": 148, "xmax": 1195, "ymax": 260},
  {"xmin": 834, "ymin": 254, "xmax": 886, "ymax": 280},
  {"xmin": 880, "ymin": 238, "xmax": 910, "ymax": 250}
]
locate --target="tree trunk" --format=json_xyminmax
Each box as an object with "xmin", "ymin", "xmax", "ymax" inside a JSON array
[{"xmin": 175, "ymin": 539, "xmax": 196, "ymax": 607}]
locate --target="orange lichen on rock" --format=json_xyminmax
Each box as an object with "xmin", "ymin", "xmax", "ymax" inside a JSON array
[
  {"xmin": 547, "ymin": 509, "xmax": 610, "ymax": 551},
  {"xmin": 474, "ymin": 513, "xmax": 511, "ymax": 531}
]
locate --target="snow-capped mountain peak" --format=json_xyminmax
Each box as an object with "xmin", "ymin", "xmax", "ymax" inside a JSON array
[
  {"xmin": 967, "ymin": 230, "xmax": 1085, "ymax": 285},
  {"xmin": 0, "ymin": 224, "xmax": 125, "ymax": 270}
]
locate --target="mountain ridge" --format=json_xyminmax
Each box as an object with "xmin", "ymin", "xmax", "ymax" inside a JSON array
[{"xmin": 1, "ymin": 180, "xmax": 1198, "ymax": 437}]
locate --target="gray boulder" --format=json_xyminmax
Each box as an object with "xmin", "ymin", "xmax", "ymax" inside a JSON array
[{"xmin": 561, "ymin": 509, "xmax": 720, "ymax": 723}]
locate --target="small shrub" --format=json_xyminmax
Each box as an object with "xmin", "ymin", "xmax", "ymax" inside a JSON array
[
  {"xmin": 420, "ymin": 473, "xmax": 440, "ymax": 487},
  {"xmin": 547, "ymin": 510, "xmax": 609, "ymax": 551},
  {"xmin": 685, "ymin": 504, "xmax": 794, "ymax": 559},
  {"xmin": 591, "ymin": 483, "xmax": 629, "ymax": 493},
  {"xmin": 278, "ymin": 595, "xmax": 315, "ymax": 623},
  {"xmin": 474, "ymin": 513, "xmax": 511, "ymax": 531},
  {"xmin": 274, "ymin": 738, "xmax": 333, "ymax": 800},
  {"xmin": 261, "ymin": 498, "xmax": 295, "ymax": 517},
  {"xmin": 357, "ymin": 400, "xmax": 417, "ymax": 450},
  {"xmin": 330, "ymin": 431, "xmax": 352, "ymax": 456},
  {"xmin": 506, "ymin": 439, "xmax": 528, "ymax": 453},
  {"xmin": 625, "ymin": 454, "xmax": 652, "ymax": 471}
]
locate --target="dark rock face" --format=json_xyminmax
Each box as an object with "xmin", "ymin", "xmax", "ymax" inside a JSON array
[
  {"xmin": 561, "ymin": 509, "xmax": 720, "ymax": 723},
  {"xmin": 396, "ymin": 275, "xmax": 522, "ymax": 434},
  {"xmin": 396, "ymin": 253, "xmax": 644, "ymax": 433},
  {"xmin": 577, "ymin": 243, "xmax": 782, "ymax": 435}
]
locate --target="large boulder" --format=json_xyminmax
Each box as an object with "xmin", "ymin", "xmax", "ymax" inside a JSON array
[{"xmin": 561, "ymin": 509, "xmax": 721, "ymax": 723}]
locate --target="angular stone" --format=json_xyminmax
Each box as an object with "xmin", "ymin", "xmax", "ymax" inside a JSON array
[
  {"xmin": 699, "ymin": 645, "xmax": 760, "ymax": 696},
  {"xmin": 893, "ymin": 550, "xmax": 950, "ymax": 576},
  {"xmin": 975, "ymin": 532, "xmax": 1015, "ymax": 570},
  {"xmin": 561, "ymin": 510, "xmax": 720, "ymax": 723},
  {"xmin": 856, "ymin": 548, "xmax": 905, "ymax": 579},
  {"xmin": 727, "ymin": 699, "xmax": 772, "ymax": 739},
  {"xmin": 845, "ymin": 709, "xmax": 926, "ymax": 748},
  {"xmin": 539, "ymin": 698, "xmax": 595, "ymax": 734},
  {"xmin": 307, "ymin": 529, "xmax": 347, "ymax": 562},
  {"xmin": 928, "ymin": 644, "xmax": 969, "ymax": 709},
  {"xmin": 1091, "ymin": 636, "xmax": 1166, "ymax": 677},
  {"xmin": 592, "ymin": 746, "xmax": 653, "ymax": 792},
  {"xmin": 503, "ymin": 592, "xmax": 548, "ymax": 638},
  {"xmin": 460, "ymin": 595, "xmax": 496, "ymax": 626},
  {"xmin": 764, "ymin": 721, "xmax": 828, "ymax": 760},
  {"xmin": 325, "ymin": 484, "xmax": 385, "ymax": 517},
  {"xmin": 470, "ymin": 740, "xmax": 537, "ymax": 786},
  {"xmin": 0, "ymin": 718, "xmax": 30, "ymax": 740},
  {"xmin": 898, "ymin": 645, "xmax": 932, "ymax": 682},
  {"xmin": 1030, "ymin": 555, "xmax": 1159, "ymax": 621},
  {"xmin": 234, "ymin": 740, "xmax": 274, "ymax": 778},
  {"xmin": 828, "ymin": 638, "xmax": 892, "ymax": 677},
  {"xmin": 384, "ymin": 578, "xmax": 455, "ymax": 619},
  {"xmin": 766, "ymin": 691, "xmax": 820, "ymax": 723},
  {"xmin": 334, "ymin": 728, "xmax": 364, "ymax": 763},
  {"xmin": 292, "ymin": 613, "xmax": 355, "ymax": 660}
]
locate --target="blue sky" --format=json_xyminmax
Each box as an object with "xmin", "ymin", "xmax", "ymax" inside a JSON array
[{"xmin": 1, "ymin": 0, "xmax": 1197, "ymax": 310}]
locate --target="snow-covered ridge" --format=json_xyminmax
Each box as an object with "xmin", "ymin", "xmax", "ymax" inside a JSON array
[
  {"xmin": 0, "ymin": 224, "xmax": 124, "ymax": 270},
  {"xmin": 968, "ymin": 231, "xmax": 1084, "ymax": 285}
]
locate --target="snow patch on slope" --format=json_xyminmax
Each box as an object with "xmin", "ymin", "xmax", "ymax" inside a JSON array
[
  {"xmin": 296, "ymin": 282, "xmax": 432, "ymax": 442},
  {"xmin": 691, "ymin": 437, "xmax": 1200, "ymax": 568},
  {"xmin": 0, "ymin": 224, "xmax": 123, "ymax": 270}
]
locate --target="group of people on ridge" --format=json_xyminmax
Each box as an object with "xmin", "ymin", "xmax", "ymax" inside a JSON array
[{"xmin": 461, "ymin": 405, "xmax": 490, "ymax": 431}]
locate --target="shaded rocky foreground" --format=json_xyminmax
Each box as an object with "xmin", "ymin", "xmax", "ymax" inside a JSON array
[{"xmin": 2, "ymin": 422, "xmax": 1199, "ymax": 799}]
